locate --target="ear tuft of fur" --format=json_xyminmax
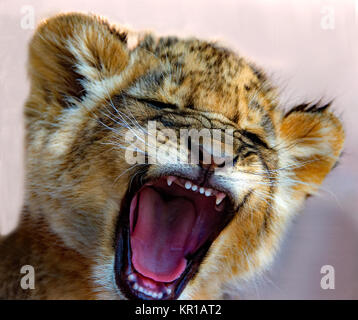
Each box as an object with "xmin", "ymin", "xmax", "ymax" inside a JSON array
[
  {"xmin": 285, "ymin": 101, "xmax": 332, "ymax": 117},
  {"xmin": 280, "ymin": 102, "xmax": 344, "ymax": 196},
  {"xmin": 27, "ymin": 13, "xmax": 129, "ymax": 108}
]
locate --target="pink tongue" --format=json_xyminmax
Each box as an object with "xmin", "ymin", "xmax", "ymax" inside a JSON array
[{"xmin": 130, "ymin": 187, "xmax": 196, "ymax": 283}]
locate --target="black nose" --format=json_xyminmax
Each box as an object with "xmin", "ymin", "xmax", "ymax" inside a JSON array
[{"xmin": 187, "ymin": 135, "xmax": 234, "ymax": 170}]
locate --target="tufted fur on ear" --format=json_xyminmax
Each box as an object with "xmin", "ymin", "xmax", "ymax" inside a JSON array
[
  {"xmin": 279, "ymin": 102, "xmax": 344, "ymax": 197},
  {"xmin": 27, "ymin": 13, "xmax": 129, "ymax": 111}
]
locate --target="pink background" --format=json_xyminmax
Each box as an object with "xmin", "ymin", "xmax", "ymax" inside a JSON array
[{"xmin": 0, "ymin": 0, "xmax": 357, "ymax": 299}]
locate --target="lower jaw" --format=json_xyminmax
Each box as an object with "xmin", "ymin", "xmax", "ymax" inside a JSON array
[
  {"xmin": 114, "ymin": 220, "xmax": 211, "ymax": 300},
  {"xmin": 113, "ymin": 176, "xmax": 235, "ymax": 300}
]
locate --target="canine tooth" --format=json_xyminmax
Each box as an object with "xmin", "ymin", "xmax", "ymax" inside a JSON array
[
  {"xmin": 205, "ymin": 189, "xmax": 212, "ymax": 197},
  {"xmin": 185, "ymin": 181, "xmax": 192, "ymax": 189},
  {"xmin": 215, "ymin": 192, "xmax": 226, "ymax": 205},
  {"xmin": 128, "ymin": 274, "xmax": 136, "ymax": 281},
  {"xmin": 158, "ymin": 292, "xmax": 163, "ymax": 299},
  {"xmin": 166, "ymin": 288, "xmax": 172, "ymax": 295},
  {"xmin": 133, "ymin": 283, "xmax": 139, "ymax": 290},
  {"xmin": 199, "ymin": 187, "xmax": 205, "ymax": 194},
  {"xmin": 192, "ymin": 185, "xmax": 198, "ymax": 191},
  {"xmin": 167, "ymin": 176, "xmax": 176, "ymax": 186}
]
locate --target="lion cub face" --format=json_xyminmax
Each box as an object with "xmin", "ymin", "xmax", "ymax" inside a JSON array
[{"xmin": 25, "ymin": 13, "xmax": 344, "ymax": 299}]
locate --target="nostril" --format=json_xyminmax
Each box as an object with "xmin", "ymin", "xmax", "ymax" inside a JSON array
[
  {"xmin": 196, "ymin": 144, "xmax": 232, "ymax": 169},
  {"xmin": 199, "ymin": 152, "xmax": 227, "ymax": 169},
  {"xmin": 217, "ymin": 160, "xmax": 226, "ymax": 168}
]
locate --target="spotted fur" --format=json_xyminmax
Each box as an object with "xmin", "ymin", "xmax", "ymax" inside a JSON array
[{"xmin": 0, "ymin": 13, "xmax": 344, "ymax": 299}]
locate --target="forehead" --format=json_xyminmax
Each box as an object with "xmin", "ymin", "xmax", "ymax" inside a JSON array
[{"xmin": 128, "ymin": 36, "xmax": 277, "ymax": 135}]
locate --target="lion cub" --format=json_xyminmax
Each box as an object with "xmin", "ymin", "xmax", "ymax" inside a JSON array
[{"xmin": 0, "ymin": 13, "xmax": 344, "ymax": 299}]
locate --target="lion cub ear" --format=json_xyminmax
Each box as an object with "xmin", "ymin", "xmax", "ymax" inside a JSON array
[
  {"xmin": 279, "ymin": 103, "xmax": 344, "ymax": 196},
  {"xmin": 28, "ymin": 13, "xmax": 129, "ymax": 107}
]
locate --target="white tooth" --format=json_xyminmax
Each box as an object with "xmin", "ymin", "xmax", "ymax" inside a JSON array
[
  {"xmin": 199, "ymin": 187, "xmax": 205, "ymax": 194},
  {"xmin": 185, "ymin": 181, "xmax": 192, "ymax": 189},
  {"xmin": 144, "ymin": 289, "xmax": 150, "ymax": 296},
  {"xmin": 167, "ymin": 176, "xmax": 176, "ymax": 186},
  {"xmin": 205, "ymin": 189, "xmax": 212, "ymax": 197},
  {"xmin": 166, "ymin": 288, "xmax": 172, "ymax": 295},
  {"xmin": 158, "ymin": 292, "xmax": 163, "ymax": 299},
  {"xmin": 139, "ymin": 286, "xmax": 144, "ymax": 293},
  {"xmin": 152, "ymin": 292, "xmax": 158, "ymax": 298},
  {"xmin": 128, "ymin": 274, "xmax": 136, "ymax": 281},
  {"xmin": 133, "ymin": 283, "xmax": 138, "ymax": 290},
  {"xmin": 215, "ymin": 192, "xmax": 226, "ymax": 205},
  {"xmin": 192, "ymin": 185, "xmax": 198, "ymax": 191},
  {"xmin": 216, "ymin": 198, "xmax": 223, "ymax": 205}
]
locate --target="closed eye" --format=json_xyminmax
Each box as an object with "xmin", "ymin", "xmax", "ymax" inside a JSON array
[
  {"xmin": 242, "ymin": 151, "xmax": 256, "ymax": 158},
  {"xmin": 240, "ymin": 130, "xmax": 269, "ymax": 149},
  {"xmin": 138, "ymin": 98, "xmax": 178, "ymax": 110},
  {"xmin": 233, "ymin": 150, "xmax": 257, "ymax": 165}
]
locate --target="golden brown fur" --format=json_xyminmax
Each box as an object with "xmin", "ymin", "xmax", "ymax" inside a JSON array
[{"xmin": 0, "ymin": 13, "xmax": 344, "ymax": 299}]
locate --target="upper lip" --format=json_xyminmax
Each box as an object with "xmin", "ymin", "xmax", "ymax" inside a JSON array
[
  {"xmin": 146, "ymin": 169, "xmax": 235, "ymax": 204},
  {"xmin": 164, "ymin": 175, "xmax": 227, "ymax": 206}
]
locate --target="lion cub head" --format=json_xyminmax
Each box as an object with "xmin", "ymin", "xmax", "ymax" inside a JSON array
[{"xmin": 24, "ymin": 13, "xmax": 344, "ymax": 299}]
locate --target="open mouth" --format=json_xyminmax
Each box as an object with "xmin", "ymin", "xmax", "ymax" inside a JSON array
[{"xmin": 114, "ymin": 175, "xmax": 235, "ymax": 300}]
